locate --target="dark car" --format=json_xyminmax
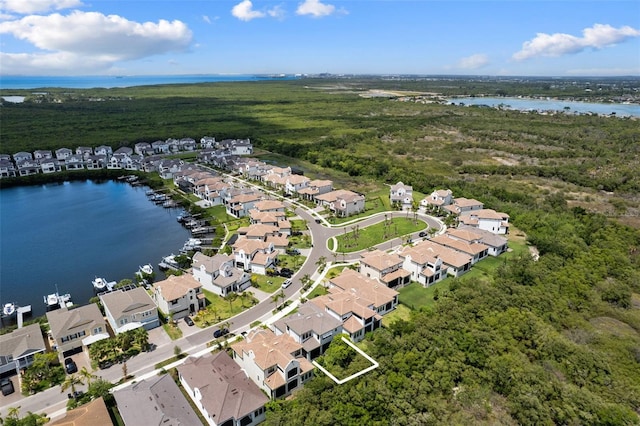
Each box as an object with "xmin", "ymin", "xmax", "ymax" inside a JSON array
[
  {"xmin": 419, "ymin": 231, "xmax": 427, "ymax": 237},
  {"xmin": 184, "ymin": 316, "xmax": 194, "ymax": 326},
  {"xmin": 1, "ymin": 378, "xmax": 15, "ymax": 396},
  {"xmin": 279, "ymin": 268, "xmax": 293, "ymax": 278},
  {"xmin": 286, "ymin": 248, "xmax": 301, "ymax": 255},
  {"xmin": 214, "ymin": 328, "xmax": 229, "ymax": 339},
  {"xmin": 64, "ymin": 357, "xmax": 78, "ymax": 374}
]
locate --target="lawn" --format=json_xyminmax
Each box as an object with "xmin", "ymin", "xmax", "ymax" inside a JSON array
[
  {"xmin": 335, "ymin": 217, "xmax": 425, "ymax": 252},
  {"xmin": 192, "ymin": 289, "xmax": 258, "ymax": 327},
  {"xmin": 306, "ymin": 285, "xmax": 328, "ymax": 299},
  {"xmin": 290, "ymin": 219, "xmax": 309, "ymax": 231},
  {"xmin": 326, "ymin": 196, "xmax": 390, "ymax": 225},
  {"xmin": 162, "ymin": 323, "xmax": 183, "ymax": 340},
  {"xmin": 206, "ymin": 204, "xmax": 233, "ymax": 223},
  {"xmin": 398, "ymin": 281, "xmax": 447, "ymax": 310},
  {"xmin": 381, "ymin": 304, "xmax": 412, "ymax": 327},
  {"xmin": 251, "ymin": 274, "xmax": 285, "ymax": 291}
]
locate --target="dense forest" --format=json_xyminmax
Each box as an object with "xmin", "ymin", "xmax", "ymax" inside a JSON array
[{"xmin": 2, "ymin": 77, "xmax": 639, "ymax": 424}]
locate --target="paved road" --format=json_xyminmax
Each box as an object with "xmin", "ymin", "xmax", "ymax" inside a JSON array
[{"xmin": 0, "ymin": 172, "xmax": 444, "ymax": 421}]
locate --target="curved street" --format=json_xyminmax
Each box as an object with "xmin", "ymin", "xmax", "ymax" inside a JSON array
[{"xmin": 0, "ymin": 173, "xmax": 445, "ymax": 421}]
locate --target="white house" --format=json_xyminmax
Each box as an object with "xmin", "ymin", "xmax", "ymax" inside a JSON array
[
  {"xmin": 100, "ymin": 287, "xmax": 159, "ymax": 334},
  {"xmin": 191, "ymin": 252, "xmax": 251, "ymax": 296},
  {"xmin": 152, "ymin": 274, "xmax": 205, "ymax": 319},
  {"xmin": 390, "ymin": 182, "xmax": 413, "ymax": 211}
]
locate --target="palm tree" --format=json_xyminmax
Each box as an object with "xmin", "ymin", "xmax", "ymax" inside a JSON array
[
  {"xmin": 132, "ymin": 327, "xmax": 149, "ymax": 352},
  {"xmin": 271, "ymin": 290, "xmax": 285, "ymax": 310},
  {"xmin": 6, "ymin": 406, "xmax": 21, "ymax": 420},
  {"xmin": 223, "ymin": 292, "xmax": 238, "ymax": 313},
  {"xmin": 315, "ymin": 256, "xmax": 327, "ymax": 271},
  {"xmin": 60, "ymin": 374, "xmax": 84, "ymax": 396},
  {"xmin": 78, "ymin": 367, "xmax": 97, "ymax": 387}
]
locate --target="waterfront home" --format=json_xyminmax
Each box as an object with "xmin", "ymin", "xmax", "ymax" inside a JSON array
[
  {"xmin": 0, "ymin": 323, "xmax": 47, "ymax": 376},
  {"xmin": 315, "ymin": 189, "xmax": 365, "ymax": 218},
  {"xmin": 178, "ymin": 352, "xmax": 268, "ymax": 426},
  {"xmin": 192, "ymin": 252, "xmax": 252, "ymax": 297},
  {"xmin": 34, "ymin": 150, "xmax": 53, "ymax": 160},
  {"xmin": 13, "ymin": 151, "xmax": 33, "ymax": 163},
  {"xmin": 16, "ymin": 159, "xmax": 40, "ymax": 176},
  {"xmin": 231, "ymin": 329, "xmax": 314, "ymax": 399},
  {"xmin": 100, "ymin": 287, "xmax": 159, "ymax": 334},
  {"xmin": 158, "ymin": 159, "xmax": 183, "ymax": 179},
  {"xmin": 390, "ymin": 181, "xmax": 414, "ymax": 211},
  {"xmin": 49, "ymin": 397, "xmax": 112, "ymax": 426},
  {"xmin": 39, "ymin": 158, "xmax": 62, "ymax": 174},
  {"xmin": 94, "ymin": 145, "xmax": 113, "ymax": 156},
  {"xmin": 152, "ymin": 274, "xmax": 205, "ymax": 320},
  {"xmin": 226, "ymin": 192, "xmax": 262, "ymax": 218},
  {"xmin": 431, "ymin": 233, "xmax": 489, "ymax": 265},
  {"xmin": 454, "ymin": 225, "xmax": 508, "ymax": 256},
  {"xmin": 297, "ymin": 179, "xmax": 333, "ymax": 202},
  {"xmin": 232, "ymin": 238, "xmax": 278, "ymax": 275},
  {"xmin": 46, "ymin": 304, "xmax": 109, "ymax": 359},
  {"xmin": 272, "ymin": 302, "xmax": 343, "ymax": 360},
  {"xmin": 114, "ymin": 374, "xmax": 201, "ymax": 426},
  {"xmin": 55, "ymin": 147, "xmax": 73, "ymax": 161},
  {"xmin": 0, "ymin": 159, "xmax": 17, "ymax": 178},
  {"xmin": 359, "ymin": 249, "xmax": 411, "ymax": 288},
  {"xmin": 458, "ymin": 208, "xmax": 510, "ymax": 235},
  {"xmin": 65, "ymin": 154, "xmax": 85, "ymax": 170},
  {"xmin": 85, "ymin": 154, "xmax": 107, "ymax": 170}
]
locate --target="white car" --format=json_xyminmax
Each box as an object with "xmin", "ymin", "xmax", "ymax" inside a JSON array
[{"xmin": 282, "ymin": 279, "xmax": 292, "ymax": 289}]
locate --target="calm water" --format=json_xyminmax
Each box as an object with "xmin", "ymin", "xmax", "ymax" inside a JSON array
[
  {"xmin": 0, "ymin": 74, "xmax": 296, "ymax": 90},
  {"xmin": 0, "ymin": 180, "xmax": 191, "ymax": 318},
  {"xmin": 448, "ymin": 97, "xmax": 640, "ymax": 117}
]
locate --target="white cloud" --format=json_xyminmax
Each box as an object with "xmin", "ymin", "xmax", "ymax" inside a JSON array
[
  {"xmin": 232, "ymin": 0, "xmax": 265, "ymax": 21},
  {"xmin": 457, "ymin": 53, "xmax": 489, "ymax": 69},
  {"xmin": 0, "ymin": 0, "xmax": 82, "ymax": 14},
  {"xmin": 0, "ymin": 51, "xmax": 113, "ymax": 74},
  {"xmin": 513, "ymin": 23, "xmax": 640, "ymax": 60},
  {"xmin": 296, "ymin": 0, "xmax": 336, "ymax": 17},
  {"xmin": 203, "ymin": 15, "xmax": 211, "ymax": 24},
  {"xmin": 0, "ymin": 11, "xmax": 192, "ymax": 74},
  {"xmin": 267, "ymin": 5, "xmax": 285, "ymax": 20}
]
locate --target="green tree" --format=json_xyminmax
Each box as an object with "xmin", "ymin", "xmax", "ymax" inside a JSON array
[
  {"xmin": 60, "ymin": 374, "xmax": 84, "ymax": 396},
  {"xmin": 77, "ymin": 366, "xmax": 97, "ymax": 386}
]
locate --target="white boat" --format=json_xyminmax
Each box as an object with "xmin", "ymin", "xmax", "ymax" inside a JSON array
[
  {"xmin": 138, "ymin": 264, "xmax": 153, "ymax": 276},
  {"xmin": 92, "ymin": 277, "xmax": 116, "ymax": 291},
  {"xmin": 44, "ymin": 293, "xmax": 59, "ymax": 307},
  {"xmin": 159, "ymin": 254, "xmax": 180, "ymax": 270},
  {"xmin": 44, "ymin": 292, "xmax": 71, "ymax": 310},
  {"xmin": 2, "ymin": 302, "xmax": 17, "ymax": 317}
]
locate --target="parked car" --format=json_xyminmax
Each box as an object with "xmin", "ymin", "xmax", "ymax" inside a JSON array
[
  {"xmin": 214, "ymin": 328, "xmax": 229, "ymax": 338},
  {"xmin": 419, "ymin": 231, "xmax": 427, "ymax": 237},
  {"xmin": 1, "ymin": 378, "xmax": 15, "ymax": 396},
  {"xmin": 291, "ymin": 231, "xmax": 303, "ymax": 236},
  {"xmin": 64, "ymin": 357, "xmax": 78, "ymax": 374},
  {"xmin": 184, "ymin": 316, "xmax": 194, "ymax": 326},
  {"xmin": 279, "ymin": 268, "xmax": 293, "ymax": 278},
  {"xmin": 282, "ymin": 279, "xmax": 293, "ymax": 289},
  {"xmin": 286, "ymin": 248, "xmax": 301, "ymax": 255}
]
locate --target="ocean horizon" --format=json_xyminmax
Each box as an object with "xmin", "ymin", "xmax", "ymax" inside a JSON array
[{"xmin": 0, "ymin": 74, "xmax": 297, "ymax": 90}]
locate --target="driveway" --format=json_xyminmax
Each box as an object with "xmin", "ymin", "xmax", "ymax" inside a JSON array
[{"xmin": 147, "ymin": 325, "xmax": 172, "ymax": 349}]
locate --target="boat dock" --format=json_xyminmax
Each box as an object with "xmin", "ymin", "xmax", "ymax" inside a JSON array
[{"xmin": 16, "ymin": 305, "xmax": 32, "ymax": 328}]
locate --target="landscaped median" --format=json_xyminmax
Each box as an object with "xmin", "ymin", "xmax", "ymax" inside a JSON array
[{"xmin": 334, "ymin": 216, "xmax": 426, "ymax": 252}]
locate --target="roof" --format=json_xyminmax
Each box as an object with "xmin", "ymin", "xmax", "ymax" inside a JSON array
[
  {"xmin": 460, "ymin": 208, "xmax": 510, "ymax": 220},
  {"xmin": 329, "ymin": 268, "xmax": 399, "ymax": 309},
  {"xmin": 193, "ymin": 252, "xmax": 234, "ymax": 274},
  {"xmin": 113, "ymin": 374, "xmax": 201, "ymax": 426},
  {"xmin": 406, "ymin": 240, "xmax": 472, "ymax": 269},
  {"xmin": 47, "ymin": 304, "xmax": 105, "ymax": 341},
  {"xmin": 273, "ymin": 302, "xmax": 342, "ymax": 337},
  {"xmin": 152, "ymin": 274, "xmax": 202, "ymax": 302},
  {"xmin": 360, "ymin": 249, "xmax": 403, "ymax": 271},
  {"xmin": 253, "ymin": 199, "xmax": 286, "ymax": 211},
  {"xmin": 232, "ymin": 238, "xmax": 272, "ymax": 254},
  {"xmin": 49, "ymin": 397, "xmax": 112, "ymax": 426},
  {"xmin": 232, "ymin": 329, "xmax": 304, "ymax": 371},
  {"xmin": 457, "ymin": 225, "xmax": 508, "ymax": 248},
  {"xmin": 312, "ymin": 292, "xmax": 378, "ymax": 320},
  {"xmin": 0, "ymin": 323, "xmax": 46, "ymax": 361},
  {"xmin": 178, "ymin": 352, "xmax": 268, "ymax": 425},
  {"xmin": 315, "ymin": 189, "xmax": 364, "ymax": 203},
  {"xmin": 431, "ymin": 234, "xmax": 489, "ymax": 256},
  {"xmin": 453, "ymin": 197, "xmax": 484, "ymax": 208},
  {"xmin": 100, "ymin": 287, "xmax": 156, "ymax": 319}
]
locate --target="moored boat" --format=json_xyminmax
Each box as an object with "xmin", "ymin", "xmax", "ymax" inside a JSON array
[
  {"xmin": 93, "ymin": 277, "xmax": 116, "ymax": 292},
  {"xmin": 138, "ymin": 264, "xmax": 153, "ymax": 276},
  {"xmin": 2, "ymin": 302, "xmax": 17, "ymax": 317}
]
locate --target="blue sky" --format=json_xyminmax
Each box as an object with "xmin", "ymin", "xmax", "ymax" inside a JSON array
[{"xmin": 0, "ymin": 0, "xmax": 638, "ymax": 76}]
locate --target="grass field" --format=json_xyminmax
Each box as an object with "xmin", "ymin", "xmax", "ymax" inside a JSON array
[
  {"xmin": 398, "ymin": 281, "xmax": 447, "ymax": 310},
  {"xmin": 335, "ymin": 217, "xmax": 425, "ymax": 252}
]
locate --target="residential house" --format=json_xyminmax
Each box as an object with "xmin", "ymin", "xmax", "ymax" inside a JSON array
[
  {"xmin": 359, "ymin": 249, "xmax": 411, "ymax": 288},
  {"xmin": 114, "ymin": 374, "xmax": 201, "ymax": 426},
  {"xmin": 12, "ymin": 152, "xmax": 33, "ymax": 163},
  {"xmin": 231, "ymin": 329, "xmax": 314, "ymax": 399},
  {"xmin": 226, "ymin": 192, "xmax": 262, "ymax": 218},
  {"xmin": 46, "ymin": 304, "xmax": 109, "ymax": 359},
  {"xmin": 458, "ymin": 209, "xmax": 510, "ymax": 235},
  {"xmin": 454, "ymin": 225, "xmax": 508, "ymax": 256},
  {"xmin": 158, "ymin": 159, "xmax": 183, "ymax": 179},
  {"xmin": 134, "ymin": 142, "xmax": 152, "ymax": 156},
  {"xmin": 0, "ymin": 159, "xmax": 17, "ymax": 178},
  {"xmin": 272, "ymin": 302, "xmax": 343, "ymax": 360},
  {"xmin": 420, "ymin": 189, "xmax": 453, "ymax": 210},
  {"xmin": 0, "ymin": 323, "xmax": 47, "ymax": 376},
  {"xmin": 401, "ymin": 240, "xmax": 472, "ymax": 278},
  {"xmin": 55, "ymin": 148, "xmax": 73, "ymax": 161},
  {"xmin": 231, "ymin": 238, "xmax": 278, "ymax": 275},
  {"xmin": 34, "ymin": 150, "xmax": 53, "ymax": 160},
  {"xmin": 315, "ymin": 189, "xmax": 365, "ymax": 217},
  {"xmin": 443, "ymin": 197, "xmax": 484, "ymax": 216},
  {"xmin": 40, "ymin": 158, "xmax": 62, "ymax": 174},
  {"xmin": 151, "ymin": 140, "xmax": 170, "ymax": 154},
  {"xmin": 200, "ymin": 136, "xmax": 216, "ymax": 149},
  {"xmin": 65, "ymin": 154, "xmax": 85, "ymax": 170},
  {"xmin": 431, "ymin": 233, "xmax": 489, "ymax": 265},
  {"xmin": 397, "ymin": 242, "xmax": 446, "ymax": 287},
  {"xmin": 178, "ymin": 352, "xmax": 268, "ymax": 426},
  {"xmin": 285, "ymin": 174, "xmax": 311, "ymax": 196},
  {"xmin": 49, "ymin": 397, "xmax": 112, "ymax": 426},
  {"xmin": 390, "ymin": 182, "xmax": 414, "ymax": 210},
  {"xmin": 94, "ymin": 145, "xmax": 113, "ymax": 156},
  {"xmin": 114, "ymin": 146, "xmax": 133, "ymax": 156},
  {"xmin": 75, "ymin": 147, "xmax": 93, "ymax": 159},
  {"xmin": 85, "ymin": 154, "xmax": 107, "ymax": 170},
  {"xmin": 297, "ymin": 179, "xmax": 333, "ymax": 201},
  {"xmin": 192, "ymin": 252, "xmax": 251, "ymax": 297},
  {"xmin": 179, "ymin": 138, "xmax": 197, "ymax": 151},
  {"xmin": 152, "ymin": 274, "xmax": 205, "ymax": 320},
  {"xmin": 100, "ymin": 287, "xmax": 159, "ymax": 334},
  {"xmin": 16, "ymin": 158, "xmax": 40, "ymax": 176}
]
